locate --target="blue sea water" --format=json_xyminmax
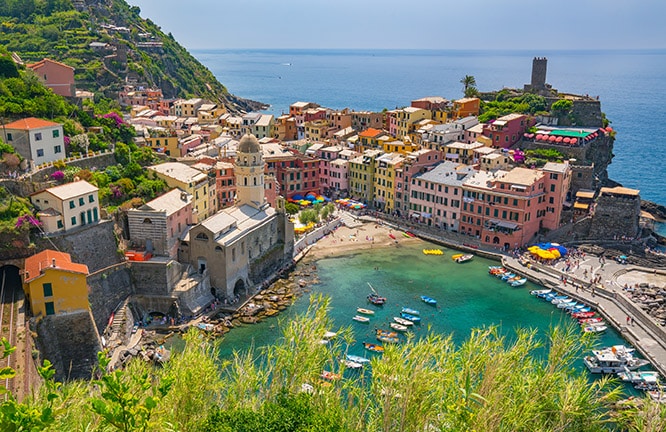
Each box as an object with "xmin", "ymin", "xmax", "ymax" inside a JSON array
[{"xmin": 193, "ymin": 48, "xmax": 666, "ymax": 215}]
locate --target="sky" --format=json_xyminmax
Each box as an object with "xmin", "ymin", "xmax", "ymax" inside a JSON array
[{"xmin": 127, "ymin": 0, "xmax": 665, "ymax": 51}]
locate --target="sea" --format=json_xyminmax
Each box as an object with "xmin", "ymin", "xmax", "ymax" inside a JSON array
[{"xmin": 193, "ymin": 48, "xmax": 666, "ymax": 235}]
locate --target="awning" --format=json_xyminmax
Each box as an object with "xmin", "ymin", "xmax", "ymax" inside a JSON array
[
  {"xmin": 496, "ymin": 221, "xmax": 519, "ymax": 229},
  {"xmin": 574, "ymin": 202, "xmax": 590, "ymax": 210}
]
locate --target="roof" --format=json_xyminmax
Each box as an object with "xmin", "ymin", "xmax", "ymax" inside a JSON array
[
  {"xmin": 412, "ymin": 96, "xmax": 448, "ymax": 103},
  {"xmin": 33, "ymin": 180, "xmax": 98, "ymax": 200},
  {"xmin": 194, "ymin": 204, "xmax": 276, "ymax": 246},
  {"xmin": 474, "ymin": 146, "xmax": 497, "ymax": 155},
  {"xmin": 499, "ymin": 167, "xmax": 543, "ymax": 186},
  {"xmin": 359, "ymin": 128, "xmax": 384, "ymax": 138},
  {"xmin": 148, "ymin": 162, "xmax": 207, "ymax": 184},
  {"xmin": 3, "ymin": 117, "xmax": 60, "ymax": 130},
  {"xmin": 24, "ymin": 250, "xmax": 88, "ymax": 283},
  {"xmin": 446, "ymin": 141, "xmax": 484, "ymax": 150},
  {"xmin": 542, "ymin": 162, "xmax": 569, "ymax": 174},
  {"xmin": 497, "ymin": 113, "xmax": 526, "ymax": 122},
  {"xmin": 415, "ymin": 161, "xmax": 476, "ymax": 187},
  {"xmin": 26, "ymin": 58, "xmax": 74, "ymax": 72},
  {"xmin": 454, "ymin": 97, "xmax": 480, "ymax": 104},
  {"xmin": 136, "ymin": 188, "xmax": 192, "ymax": 217},
  {"xmin": 600, "ymin": 186, "xmax": 640, "ymax": 197},
  {"xmin": 576, "ymin": 190, "xmax": 596, "ymax": 199},
  {"xmin": 464, "ymin": 170, "xmax": 507, "ymax": 190}
]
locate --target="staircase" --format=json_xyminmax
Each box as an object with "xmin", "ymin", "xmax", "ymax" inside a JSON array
[
  {"xmin": 337, "ymin": 211, "xmax": 364, "ymax": 228},
  {"xmin": 109, "ymin": 298, "xmax": 129, "ymax": 341}
]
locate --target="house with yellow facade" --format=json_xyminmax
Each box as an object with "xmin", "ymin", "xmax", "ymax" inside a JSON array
[
  {"xmin": 452, "ymin": 97, "xmax": 481, "ymax": 119},
  {"xmin": 357, "ymin": 128, "xmax": 390, "ymax": 152},
  {"xmin": 373, "ymin": 152, "xmax": 404, "ymax": 212},
  {"xmin": 390, "ymin": 107, "xmax": 432, "ymax": 139},
  {"xmin": 348, "ymin": 149, "xmax": 383, "ymax": 204},
  {"xmin": 23, "ymin": 250, "xmax": 89, "ymax": 317},
  {"xmin": 148, "ymin": 162, "xmax": 214, "ymax": 222},
  {"xmin": 381, "ymin": 138, "xmax": 420, "ymax": 155},
  {"xmin": 145, "ymin": 132, "xmax": 179, "ymax": 156}
]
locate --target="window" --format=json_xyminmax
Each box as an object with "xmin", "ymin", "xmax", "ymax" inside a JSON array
[
  {"xmin": 43, "ymin": 283, "xmax": 53, "ymax": 297},
  {"xmin": 57, "ymin": 220, "xmax": 63, "ymax": 229},
  {"xmin": 54, "ymin": 145, "xmax": 62, "ymax": 154},
  {"xmin": 89, "ymin": 194, "xmax": 94, "ymax": 203},
  {"xmin": 45, "ymin": 302, "xmax": 55, "ymax": 316},
  {"xmin": 71, "ymin": 216, "xmax": 76, "ymax": 225},
  {"xmin": 52, "ymin": 129, "xmax": 59, "ymax": 138},
  {"xmin": 550, "ymin": 184, "xmax": 556, "ymax": 192},
  {"xmin": 36, "ymin": 149, "xmax": 44, "ymax": 157},
  {"xmin": 69, "ymin": 200, "xmax": 75, "ymax": 209},
  {"xmin": 35, "ymin": 132, "xmax": 43, "ymax": 141},
  {"xmin": 6, "ymin": 133, "xmax": 12, "ymax": 141},
  {"xmin": 79, "ymin": 197, "xmax": 85, "ymax": 206}
]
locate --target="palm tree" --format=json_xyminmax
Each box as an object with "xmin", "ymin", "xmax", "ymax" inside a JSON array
[{"xmin": 460, "ymin": 75, "xmax": 477, "ymax": 95}]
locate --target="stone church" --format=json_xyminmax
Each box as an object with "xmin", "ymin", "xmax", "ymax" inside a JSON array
[{"xmin": 178, "ymin": 134, "xmax": 294, "ymax": 299}]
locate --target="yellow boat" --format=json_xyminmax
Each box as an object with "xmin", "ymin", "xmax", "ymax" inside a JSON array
[
  {"xmin": 451, "ymin": 253, "xmax": 464, "ymax": 261},
  {"xmin": 422, "ymin": 249, "xmax": 443, "ymax": 255}
]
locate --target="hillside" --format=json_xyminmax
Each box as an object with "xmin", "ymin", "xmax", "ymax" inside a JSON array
[{"xmin": 0, "ymin": 0, "xmax": 265, "ymax": 112}]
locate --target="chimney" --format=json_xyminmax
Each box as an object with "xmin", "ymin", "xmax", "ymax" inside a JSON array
[
  {"xmin": 181, "ymin": 191, "xmax": 187, "ymax": 202},
  {"xmin": 52, "ymin": 258, "xmax": 56, "ymax": 267}
]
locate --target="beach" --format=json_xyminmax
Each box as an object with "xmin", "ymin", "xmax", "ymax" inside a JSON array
[{"xmin": 303, "ymin": 217, "xmax": 419, "ymax": 262}]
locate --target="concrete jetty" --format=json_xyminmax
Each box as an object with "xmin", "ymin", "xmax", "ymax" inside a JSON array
[{"xmin": 502, "ymin": 255, "xmax": 666, "ymax": 379}]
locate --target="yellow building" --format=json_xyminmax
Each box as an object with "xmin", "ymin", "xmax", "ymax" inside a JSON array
[
  {"xmin": 452, "ymin": 97, "xmax": 481, "ymax": 119},
  {"xmin": 373, "ymin": 152, "xmax": 404, "ymax": 212},
  {"xmin": 23, "ymin": 250, "xmax": 89, "ymax": 317},
  {"xmin": 148, "ymin": 162, "xmax": 214, "ymax": 222},
  {"xmin": 348, "ymin": 149, "xmax": 383, "ymax": 203},
  {"xmin": 381, "ymin": 138, "xmax": 420, "ymax": 155},
  {"xmin": 304, "ymin": 119, "xmax": 329, "ymax": 142},
  {"xmin": 394, "ymin": 107, "xmax": 431, "ymax": 139},
  {"xmin": 145, "ymin": 134, "xmax": 179, "ymax": 156}
]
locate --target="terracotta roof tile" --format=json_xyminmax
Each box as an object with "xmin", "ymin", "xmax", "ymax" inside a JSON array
[
  {"xmin": 24, "ymin": 250, "xmax": 89, "ymax": 283},
  {"xmin": 3, "ymin": 117, "xmax": 60, "ymax": 130}
]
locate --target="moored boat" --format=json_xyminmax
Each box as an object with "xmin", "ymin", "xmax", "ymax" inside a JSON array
[
  {"xmin": 393, "ymin": 317, "xmax": 414, "ymax": 326},
  {"xmin": 363, "ymin": 342, "xmax": 385, "ymax": 353},
  {"xmin": 617, "ymin": 370, "xmax": 660, "ymax": 385},
  {"xmin": 578, "ymin": 317, "xmax": 604, "ymax": 325},
  {"xmin": 346, "ymin": 354, "xmax": 370, "ymax": 364},
  {"xmin": 352, "ymin": 315, "xmax": 370, "ymax": 323},
  {"xmin": 321, "ymin": 370, "xmax": 342, "ymax": 380},
  {"xmin": 377, "ymin": 334, "xmax": 400, "ymax": 343},
  {"xmin": 510, "ymin": 278, "xmax": 527, "ymax": 287},
  {"xmin": 421, "ymin": 295, "xmax": 437, "ymax": 305},
  {"xmin": 343, "ymin": 359, "xmax": 364, "ymax": 369},
  {"xmin": 390, "ymin": 322, "xmax": 409, "ymax": 332},
  {"xmin": 530, "ymin": 288, "xmax": 551, "ymax": 296},
  {"xmin": 572, "ymin": 311, "xmax": 596, "ymax": 319},
  {"xmin": 583, "ymin": 324, "xmax": 607, "ymax": 333},
  {"xmin": 401, "ymin": 307, "xmax": 420, "ymax": 316},
  {"xmin": 375, "ymin": 329, "xmax": 399, "ymax": 338},
  {"xmin": 584, "ymin": 346, "xmax": 649, "ymax": 373},
  {"xmin": 367, "ymin": 293, "xmax": 387, "ymax": 305},
  {"xmin": 455, "ymin": 254, "xmax": 474, "ymax": 263},
  {"xmin": 357, "ymin": 307, "xmax": 375, "ymax": 315},
  {"xmin": 400, "ymin": 312, "xmax": 421, "ymax": 323}
]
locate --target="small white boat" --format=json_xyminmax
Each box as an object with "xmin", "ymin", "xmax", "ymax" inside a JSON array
[
  {"xmin": 583, "ymin": 324, "xmax": 607, "ymax": 333},
  {"xmin": 530, "ymin": 288, "xmax": 552, "ymax": 296},
  {"xmin": 584, "ymin": 346, "xmax": 649, "ymax": 373},
  {"xmin": 401, "ymin": 307, "xmax": 420, "ymax": 316},
  {"xmin": 343, "ymin": 359, "xmax": 364, "ymax": 369},
  {"xmin": 346, "ymin": 354, "xmax": 370, "ymax": 364},
  {"xmin": 352, "ymin": 315, "xmax": 370, "ymax": 323},
  {"xmin": 454, "ymin": 254, "xmax": 474, "ymax": 263},
  {"xmin": 510, "ymin": 278, "xmax": 527, "ymax": 287},
  {"xmin": 357, "ymin": 308, "xmax": 375, "ymax": 315},
  {"xmin": 390, "ymin": 322, "xmax": 409, "ymax": 332},
  {"xmin": 393, "ymin": 317, "xmax": 414, "ymax": 326},
  {"xmin": 617, "ymin": 370, "xmax": 660, "ymax": 384}
]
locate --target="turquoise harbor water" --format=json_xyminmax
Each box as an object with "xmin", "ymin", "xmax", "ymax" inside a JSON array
[{"xmin": 217, "ymin": 240, "xmax": 631, "ymax": 380}]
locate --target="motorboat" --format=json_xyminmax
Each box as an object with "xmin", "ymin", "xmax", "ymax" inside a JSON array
[
  {"xmin": 357, "ymin": 308, "xmax": 375, "ymax": 315},
  {"xmin": 421, "ymin": 295, "xmax": 437, "ymax": 305},
  {"xmin": 583, "ymin": 324, "xmax": 607, "ymax": 333},
  {"xmin": 390, "ymin": 322, "xmax": 409, "ymax": 332},
  {"xmin": 352, "ymin": 315, "xmax": 370, "ymax": 323},
  {"xmin": 510, "ymin": 278, "xmax": 527, "ymax": 287},
  {"xmin": 500, "ymin": 273, "xmax": 516, "ymax": 281},
  {"xmin": 556, "ymin": 300, "xmax": 578, "ymax": 309},
  {"xmin": 342, "ymin": 359, "xmax": 364, "ymax": 369},
  {"xmin": 584, "ymin": 346, "xmax": 650, "ymax": 373},
  {"xmin": 453, "ymin": 254, "xmax": 474, "ymax": 263},
  {"xmin": 530, "ymin": 289, "xmax": 552, "ymax": 296},
  {"xmin": 375, "ymin": 329, "xmax": 399, "ymax": 338},
  {"xmin": 367, "ymin": 293, "xmax": 387, "ymax": 305},
  {"xmin": 400, "ymin": 312, "xmax": 421, "ymax": 323},
  {"xmin": 550, "ymin": 296, "xmax": 571, "ymax": 304},
  {"xmin": 572, "ymin": 311, "xmax": 596, "ymax": 319},
  {"xmin": 363, "ymin": 342, "xmax": 385, "ymax": 353},
  {"xmin": 578, "ymin": 317, "xmax": 604, "ymax": 325},
  {"xmin": 393, "ymin": 317, "xmax": 414, "ymax": 326},
  {"xmin": 617, "ymin": 370, "xmax": 660, "ymax": 385},
  {"xmin": 401, "ymin": 307, "xmax": 420, "ymax": 316},
  {"xmin": 376, "ymin": 334, "xmax": 400, "ymax": 344},
  {"xmin": 346, "ymin": 354, "xmax": 370, "ymax": 364}
]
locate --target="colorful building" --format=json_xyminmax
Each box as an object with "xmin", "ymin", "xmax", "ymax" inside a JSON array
[
  {"xmin": 373, "ymin": 153, "xmax": 404, "ymax": 212},
  {"xmin": 30, "ymin": 180, "xmax": 100, "ymax": 233},
  {"xmin": 452, "ymin": 97, "xmax": 481, "ymax": 119},
  {"xmin": 148, "ymin": 162, "xmax": 214, "ymax": 222},
  {"xmin": 482, "ymin": 113, "xmax": 531, "ymax": 149},
  {"xmin": 444, "ymin": 141, "xmax": 485, "ymax": 165},
  {"xmin": 348, "ymin": 149, "xmax": 383, "ymax": 204},
  {"xmin": 26, "ymin": 58, "xmax": 75, "ymax": 98},
  {"xmin": 23, "ymin": 250, "xmax": 89, "ymax": 317},
  {"xmin": 2, "ymin": 117, "xmax": 65, "ymax": 167},
  {"xmin": 390, "ymin": 107, "xmax": 431, "ymax": 139},
  {"xmin": 394, "ymin": 149, "xmax": 443, "ymax": 216},
  {"xmin": 215, "ymin": 161, "xmax": 236, "ymax": 209},
  {"xmin": 411, "ymin": 96, "xmax": 449, "ymax": 123}
]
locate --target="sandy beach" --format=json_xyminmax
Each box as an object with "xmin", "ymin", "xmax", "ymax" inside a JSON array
[{"xmin": 303, "ymin": 219, "xmax": 421, "ymax": 262}]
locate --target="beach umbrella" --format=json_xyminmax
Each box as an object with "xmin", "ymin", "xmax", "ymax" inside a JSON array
[
  {"xmin": 548, "ymin": 248, "xmax": 561, "ymax": 258},
  {"xmin": 528, "ymin": 245, "xmax": 541, "ymax": 252},
  {"xmin": 293, "ymin": 194, "xmax": 304, "ymax": 201},
  {"xmin": 570, "ymin": 138, "xmax": 577, "ymax": 144},
  {"xmin": 535, "ymin": 134, "xmax": 543, "ymax": 140},
  {"xmin": 555, "ymin": 136, "xmax": 564, "ymax": 143},
  {"xmin": 563, "ymin": 137, "xmax": 571, "ymax": 144}
]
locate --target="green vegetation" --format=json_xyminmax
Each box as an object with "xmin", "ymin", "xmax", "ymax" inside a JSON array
[
  {"xmin": 479, "ymin": 92, "xmax": 547, "ymax": 123},
  {"xmin": 0, "ymin": 186, "xmax": 33, "ymax": 234},
  {"xmin": 0, "ymin": 0, "xmax": 250, "ymax": 109},
  {"xmin": 0, "ymin": 297, "xmax": 664, "ymax": 431},
  {"xmin": 524, "ymin": 148, "xmax": 567, "ymax": 168},
  {"xmin": 460, "ymin": 75, "xmax": 478, "ymax": 98}
]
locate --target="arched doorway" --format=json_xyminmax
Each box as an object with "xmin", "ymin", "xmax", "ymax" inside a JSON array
[{"xmin": 234, "ymin": 279, "xmax": 245, "ymax": 297}]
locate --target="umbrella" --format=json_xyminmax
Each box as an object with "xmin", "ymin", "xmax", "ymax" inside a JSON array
[
  {"xmin": 570, "ymin": 138, "xmax": 577, "ymax": 145},
  {"xmin": 563, "ymin": 137, "xmax": 571, "ymax": 144},
  {"xmin": 535, "ymin": 134, "xmax": 543, "ymax": 140},
  {"xmin": 293, "ymin": 194, "xmax": 304, "ymax": 201}
]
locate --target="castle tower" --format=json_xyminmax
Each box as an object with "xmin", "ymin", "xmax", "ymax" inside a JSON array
[
  {"xmin": 235, "ymin": 134, "xmax": 265, "ymax": 209},
  {"xmin": 530, "ymin": 57, "xmax": 547, "ymax": 90}
]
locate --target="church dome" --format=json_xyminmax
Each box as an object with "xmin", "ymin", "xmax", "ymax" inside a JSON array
[{"xmin": 238, "ymin": 134, "xmax": 261, "ymax": 154}]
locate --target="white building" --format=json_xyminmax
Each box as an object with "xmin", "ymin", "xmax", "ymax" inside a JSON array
[
  {"xmin": 30, "ymin": 180, "xmax": 100, "ymax": 233},
  {"xmin": 2, "ymin": 117, "xmax": 65, "ymax": 167}
]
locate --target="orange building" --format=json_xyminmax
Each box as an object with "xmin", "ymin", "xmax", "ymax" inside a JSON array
[
  {"xmin": 27, "ymin": 58, "xmax": 76, "ymax": 98},
  {"xmin": 452, "ymin": 98, "xmax": 481, "ymax": 119}
]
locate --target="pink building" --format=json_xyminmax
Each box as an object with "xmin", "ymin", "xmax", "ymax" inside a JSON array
[
  {"xmin": 27, "ymin": 59, "xmax": 75, "ymax": 98},
  {"xmin": 409, "ymin": 161, "xmax": 475, "ymax": 229},
  {"xmin": 482, "ymin": 113, "xmax": 532, "ymax": 149},
  {"xmin": 179, "ymin": 134, "xmax": 203, "ymax": 156},
  {"xmin": 394, "ymin": 149, "xmax": 443, "ymax": 217},
  {"xmin": 215, "ymin": 160, "xmax": 236, "ymax": 209}
]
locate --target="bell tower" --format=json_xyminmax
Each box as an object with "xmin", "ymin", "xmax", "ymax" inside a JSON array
[{"xmin": 235, "ymin": 134, "xmax": 265, "ymax": 209}]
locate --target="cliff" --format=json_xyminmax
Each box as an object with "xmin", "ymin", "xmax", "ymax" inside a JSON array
[{"xmin": 0, "ymin": 0, "xmax": 265, "ymax": 113}]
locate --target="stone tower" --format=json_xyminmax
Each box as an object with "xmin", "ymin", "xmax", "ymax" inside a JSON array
[
  {"xmin": 530, "ymin": 57, "xmax": 547, "ymax": 90},
  {"xmin": 235, "ymin": 134, "xmax": 265, "ymax": 209}
]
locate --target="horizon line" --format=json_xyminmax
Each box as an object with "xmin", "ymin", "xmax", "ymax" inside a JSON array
[{"xmin": 190, "ymin": 47, "xmax": 666, "ymax": 52}]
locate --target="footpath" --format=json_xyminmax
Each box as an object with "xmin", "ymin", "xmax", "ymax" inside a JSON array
[{"xmin": 502, "ymin": 255, "xmax": 666, "ymax": 379}]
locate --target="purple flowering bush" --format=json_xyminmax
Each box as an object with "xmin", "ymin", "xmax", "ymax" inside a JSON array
[
  {"xmin": 50, "ymin": 170, "xmax": 65, "ymax": 181},
  {"xmin": 15, "ymin": 214, "xmax": 42, "ymax": 228},
  {"xmin": 102, "ymin": 112, "xmax": 124, "ymax": 127}
]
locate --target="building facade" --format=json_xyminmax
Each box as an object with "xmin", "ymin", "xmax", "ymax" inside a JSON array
[
  {"xmin": 2, "ymin": 118, "xmax": 65, "ymax": 167},
  {"xmin": 30, "ymin": 180, "xmax": 100, "ymax": 233}
]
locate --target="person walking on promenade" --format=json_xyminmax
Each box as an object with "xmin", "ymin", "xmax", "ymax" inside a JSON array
[{"xmin": 627, "ymin": 316, "xmax": 631, "ymax": 325}]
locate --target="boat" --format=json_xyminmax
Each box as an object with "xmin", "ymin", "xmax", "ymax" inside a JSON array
[
  {"xmin": 393, "ymin": 317, "xmax": 414, "ymax": 326},
  {"xmin": 342, "ymin": 359, "xmax": 364, "ymax": 369},
  {"xmin": 405, "ymin": 231, "xmax": 416, "ymax": 237},
  {"xmin": 321, "ymin": 370, "xmax": 342, "ymax": 380},
  {"xmin": 500, "ymin": 273, "xmax": 516, "ymax": 281},
  {"xmin": 556, "ymin": 300, "xmax": 578, "ymax": 308},
  {"xmin": 451, "ymin": 253, "xmax": 463, "ymax": 261},
  {"xmin": 572, "ymin": 311, "xmax": 596, "ymax": 319},
  {"xmin": 400, "ymin": 312, "xmax": 421, "ymax": 323},
  {"xmin": 584, "ymin": 346, "xmax": 650, "ymax": 373},
  {"xmin": 401, "ymin": 307, "xmax": 420, "ymax": 316},
  {"xmin": 346, "ymin": 354, "xmax": 370, "ymax": 364},
  {"xmin": 352, "ymin": 315, "xmax": 370, "ymax": 323},
  {"xmin": 530, "ymin": 288, "xmax": 552, "ymax": 296},
  {"xmin": 357, "ymin": 308, "xmax": 375, "ymax": 315},
  {"xmin": 617, "ymin": 370, "xmax": 660, "ymax": 385},
  {"xmin": 510, "ymin": 278, "xmax": 527, "ymax": 287},
  {"xmin": 583, "ymin": 324, "xmax": 607, "ymax": 333},
  {"xmin": 402, "ymin": 232, "xmax": 411, "ymax": 238},
  {"xmin": 423, "ymin": 249, "xmax": 444, "ymax": 255},
  {"xmin": 455, "ymin": 254, "xmax": 474, "ymax": 263},
  {"xmin": 363, "ymin": 342, "xmax": 385, "ymax": 353},
  {"xmin": 377, "ymin": 334, "xmax": 400, "ymax": 344},
  {"xmin": 367, "ymin": 293, "xmax": 387, "ymax": 305},
  {"xmin": 390, "ymin": 322, "xmax": 409, "ymax": 332},
  {"xmin": 375, "ymin": 329, "xmax": 399, "ymax": 338},
  {"xmin": 647, "ymin": 389, "xmax": 666, "ymax": 403},
  {"xmin": 388, "ymin": 233, "xmax": 396, "ymax": 240},
  {"xmin": 550, "ymin": 296, "xmax": 571, "ymax": 304},
  {"xmin": 319, "ymin": 331, "xmax": 337, "ymax": 344},
  {"xmin": 578, "ymin": 317, "xmax": 604, "ymax": 325},
  {"xmin": 421, "ymin": 295, "xmax": 437, "ymax": 305}
]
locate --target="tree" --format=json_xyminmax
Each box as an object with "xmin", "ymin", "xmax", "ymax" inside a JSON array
[
  {"xmin": 460, "ymin": 75, "xmax": 477, "ymax": 95},
  {"xmin": 285, "ymin": 202, "xmax": 299, "ymax": 215},
  {"xmin": 551, "ymin": 99, "xmax": 573, "ymax": 115}
]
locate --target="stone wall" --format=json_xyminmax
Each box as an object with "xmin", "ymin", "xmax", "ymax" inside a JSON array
[
  {"xmin": 572, "ymin": 99, "xmax": 603, "ymax": 128},
  {"xmin": 88, "ymin": 263, "xmax": 133, "ymax": 334},
  {"xmin": 33, "ymin": 310, "xmax": 101, "ymax": 381},
  {"xmin": 129, "ymin": 260, "xmax": 179, "ymax": 296},
  {"xmin": 589, "ymin": 194, "xmax": 641, "ymax": 240},
  {"xmin": 570, "ymin": 164, "xmax": 595, "ymax": 196}
]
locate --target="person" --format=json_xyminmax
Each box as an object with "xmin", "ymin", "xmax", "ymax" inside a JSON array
[
  {"xmin": 631, "ymin": 316, "xmax": 635, "ymax": 326},
  {"xmin": 626, "ymin": 316, "xmax": 631, "ymax": 325}
]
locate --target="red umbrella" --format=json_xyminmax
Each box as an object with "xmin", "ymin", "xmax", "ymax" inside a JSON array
[
  {"xmin": 605, "ymin": 126, "xmax": 613, "ymax": 132},
  {"xmin": 562, "ymin": 137, "xmax": 571, "ymax": 144},
  {"xmin": 535, "ymin": 134, "xmax": 543, "ymax": 140},
  {"xmin": 570, "ymin": 138, "xmax": 577, "ymax": 145},
  {"xmin": 548, "ymin": 135, "xmax": 557, "ymax": 142},
  {"xmin": 555, "ymin": 136, "xmax": 564, "ymax": 143}
]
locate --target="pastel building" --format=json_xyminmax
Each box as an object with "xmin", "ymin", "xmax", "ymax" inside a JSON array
[
  {"xmin": 444, "ymin": 141, "xmax": 485, "ymax": 165},
  {"xmin": 452, "ymin": 97, "xmax": 481, "ymax": 119},
  {"xmin": 30, "ymin": 180, "xmax": 100, "ymax": 233},
  {"xmin": 27, "ymin": 58, "xmax": 75, "ymax": 98},
  {"xmin": 148, "ymin": 162, "xmax": 214, "ymax": 222},
  {"xmin": 482, "ymin": 113, "xmax": 530, "ymax": 149},
  {"xmin": 373, "ymin": 153, "xmax": 404, "ymax": 212},
  {"xmin": 390, "ymin": 107, "xmax": 431, "ymax": 139},
  {"xmin": 348, "ymin": 149, "xmax": 383, "ymax": 204},
  {"xmin": 411, "ymin": 96, "xmax": 449, "ymax": 123},
  {"xmin": 23, "ymin": 250, "xmax": 89, "ymax": 317},
  {"xmin": 2, "ymin": 118, "xmax": 65, "ymax": 166},
  {"xmin": 215, "ymin": 161, "xmax": 236, "ymax": 209},
  {"xmin": 394, "ymin": 149, "xmax": 443, "ymax": 216},
  {"xmin": 127, "ymin": 188, "xmax": 193, "ymax": 258},
  {"xmin": 409, "ymin": 161, "xmax": 475, "ymax": 229},
  {"xmin": 351, "ymin": 111, "xmax": 385, "ymax": 132}
]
